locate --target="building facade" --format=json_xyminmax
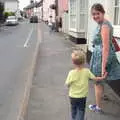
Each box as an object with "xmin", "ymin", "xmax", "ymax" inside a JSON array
[
  {"xmin": 57, "ymin": 0, "xmax": 68, "ymax": 33},
  {"xmin": 68, "ymin": 0, "xmax": 88, "ymax": 44},
  {"xmin": 24, "ymin": 0, "xmax": 43, "ymax": 19},
  {"xmin": 4, "ymin": 0, "xmax": 19, "ymax": 13},
  {"xmin": 42, "ymin": 0, "xmax": 56, "ymax": 23},
  {"xmin": 58, "ymin": 0, "xmax": 68, "ymax": 17},
  {"xmin": 24, "ymin": 0, "xmax": 55, "ymax": 22}
]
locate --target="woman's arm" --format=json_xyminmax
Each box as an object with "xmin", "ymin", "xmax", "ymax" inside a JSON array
[{"xmin": 101, "ymin": 24, "xmax": 110, "ymax": 75}]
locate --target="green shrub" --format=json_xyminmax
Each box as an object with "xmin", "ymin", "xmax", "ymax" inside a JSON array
[{"xmin": 4, "ymin": 12, "xmax": 15, "ymax": 19}]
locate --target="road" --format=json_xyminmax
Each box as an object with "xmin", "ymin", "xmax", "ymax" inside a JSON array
[{"xmin": 0, "ymin": 21, "xmax": 38, "ymax": 120}]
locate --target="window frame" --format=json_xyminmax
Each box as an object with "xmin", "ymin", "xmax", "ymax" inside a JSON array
[
  {"xmin": 69, "ymin": 0, "xmax": 77, "ymax": 30},
  {"xmin": 113, "ymin": 0, "xmax": 120, "ymax": 25}
]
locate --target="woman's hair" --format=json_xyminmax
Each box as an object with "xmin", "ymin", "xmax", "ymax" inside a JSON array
[
  {"xmin": 91, "ymin": 3, "xmax": 105, "ymax": 14},
  {"xmin": 71, "ymin": 50, "xmax": 86, "ymax": 66}
]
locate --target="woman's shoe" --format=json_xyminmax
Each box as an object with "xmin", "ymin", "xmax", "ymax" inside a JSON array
[
  {"xmin": 89, "ymin": 104, "xmax": 102, "ymax": 113},
  {"xmin": 89, "ymin": 104, "xmax": 96, "ymax": 111}
]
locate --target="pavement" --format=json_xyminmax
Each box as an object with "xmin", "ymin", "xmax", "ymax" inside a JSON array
[
  {"xmin": 86, "ymin": 82, "xmax": 120, "ymax": 120},
  {"xmin": 0, "ymin": 21, "xmax": 39, "ymax": 120},
  {"xmin": 24, "ymin": 23, "xmax": 120, "ymax": 120}
]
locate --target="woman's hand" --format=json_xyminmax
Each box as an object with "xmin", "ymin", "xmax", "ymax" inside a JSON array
[
  {"xmin": 102, "ymin": 71, "xmax": 108, "ymax": 79},
  {"xmin": 102, "ymin": 69, "xmax": 107, "ymax": 76}
]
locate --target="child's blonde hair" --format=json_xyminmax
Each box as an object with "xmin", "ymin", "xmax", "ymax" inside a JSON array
[{"xmin": 71, "ymin": 50, "xmax": 86, "ymax": 65}]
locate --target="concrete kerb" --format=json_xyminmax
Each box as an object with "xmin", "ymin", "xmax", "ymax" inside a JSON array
[{"xmin": 17, "ymin": 23, "xmax": 41, "ymax": 120}]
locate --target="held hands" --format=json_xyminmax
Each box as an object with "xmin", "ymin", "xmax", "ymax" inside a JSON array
[{"xmin": 96, "ymin": 72, "xmax": 108, "ymax": 81}]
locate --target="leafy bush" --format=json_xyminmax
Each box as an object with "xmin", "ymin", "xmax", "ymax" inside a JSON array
[{"xmin": 4, "ymin": 12, "xmax": 15, "ymax": 19}]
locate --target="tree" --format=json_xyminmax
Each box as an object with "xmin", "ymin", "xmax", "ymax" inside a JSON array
[{"xmin": 4, "ymin": 12, "xmax": 15, "ymax": 19}]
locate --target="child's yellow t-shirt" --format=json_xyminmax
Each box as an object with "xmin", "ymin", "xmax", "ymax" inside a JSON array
[{"xmin": 65, "ymin": 68, "xmax": 95, "ymax": 98}]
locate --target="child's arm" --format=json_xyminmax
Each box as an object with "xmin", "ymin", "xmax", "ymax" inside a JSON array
[{"xmin": 65, "ymin": 71, "xmax": 72, "ymax": 87}]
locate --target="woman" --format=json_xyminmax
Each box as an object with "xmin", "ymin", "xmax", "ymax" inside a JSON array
[{"xmin": 89, "ymin": 3, "xmax": 120, "ymax": 112}]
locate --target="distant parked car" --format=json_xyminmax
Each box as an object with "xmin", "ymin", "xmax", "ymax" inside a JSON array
[
  {"xmin": 6, "ymin": 16, "xmax": 19, "ymax": 26},
  {"xmin": 30, "ymin": 16, "xmax": 38, "ymax": 23}
]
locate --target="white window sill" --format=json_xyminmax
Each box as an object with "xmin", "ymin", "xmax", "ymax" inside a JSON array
[
  {"xmin": 113, "ymin": 25, "xmax": 120, "ymax": 29},
  {"xmin": 69, "ymin": 28, "xmax": 77, "ymax": 32}
]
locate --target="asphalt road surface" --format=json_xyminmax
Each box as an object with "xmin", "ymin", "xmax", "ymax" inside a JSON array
[{"xmin": 0, "ymin": 21, "xmax": 38, "ymax": 120}]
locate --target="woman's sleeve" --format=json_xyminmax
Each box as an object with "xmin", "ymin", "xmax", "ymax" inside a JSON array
[{"xmin": 101, "ymin": 24, "xmax": 110, "ymax": 75}]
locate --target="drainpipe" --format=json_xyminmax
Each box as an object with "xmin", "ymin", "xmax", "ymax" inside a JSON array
[{"xmin": 55, "ymin": 0, "xmax": 58, "ymax": 16}]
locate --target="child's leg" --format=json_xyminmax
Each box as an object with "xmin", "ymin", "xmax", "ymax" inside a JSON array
[
  {"xmin": 77, "ymin": 97, "xmax": 86, "ymax": 120},
  {"xmin": 70, "ymin": 98, "xmax": 78, "ymax": 120}
]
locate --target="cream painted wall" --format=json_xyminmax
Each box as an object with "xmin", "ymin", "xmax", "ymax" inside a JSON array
[
  {"xmin": 5, "ymin": 1, "xmax": 18, "ymax": 12},
  {"xmin": 43, "ymin": 0, "xmax": 55, "ymax": 22}
]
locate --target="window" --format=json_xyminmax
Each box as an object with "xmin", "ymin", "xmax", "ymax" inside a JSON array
[
  {"xmin": 79, "ymin": 0, "xmax": 87, "ymax": 31},
  {"xmin": 114, "ymin": 0, "xmax": 120, "ymax": 25},
  {"xmin": 69, "ymin": 0, "xmax": 76, "ymax": 29}
]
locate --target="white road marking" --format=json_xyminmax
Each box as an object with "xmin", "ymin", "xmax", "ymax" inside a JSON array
[{"xmin": 24, "ymin": 27, "xmax": 34, "ymax": 48}]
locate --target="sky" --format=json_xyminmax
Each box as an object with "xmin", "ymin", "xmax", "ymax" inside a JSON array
[
  {"xmin": 19, "ymin": 0, "xmax": 36, "ymax": 10},
  {"xmin": 19, "ymin": 0, "xmax": 30, "ymax": 10},
  {"xmin": 19, "ymin": 0, "xmax": 39, "ymax": 10}
]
